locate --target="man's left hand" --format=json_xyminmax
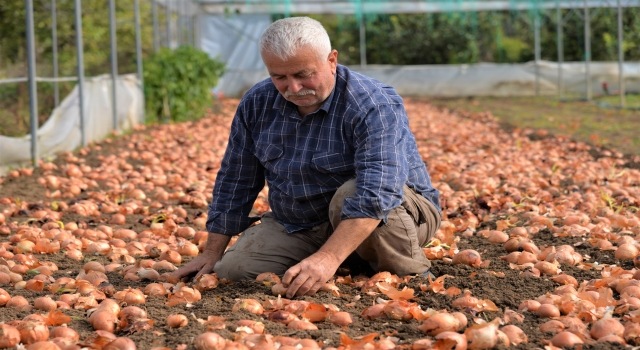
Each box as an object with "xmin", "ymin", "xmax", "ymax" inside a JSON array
[{"xmin": 282, "ymin": 251, "xmax": 340, "ymax": 298}]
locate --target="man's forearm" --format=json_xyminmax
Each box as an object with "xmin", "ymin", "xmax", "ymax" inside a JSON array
[
  {"xmin": 203, "ymin": 232, "xmax": 232, "ymax": 261},
  {"xmin": 317, "ymin": 217, "xmax": 381, "ymax": 265}
]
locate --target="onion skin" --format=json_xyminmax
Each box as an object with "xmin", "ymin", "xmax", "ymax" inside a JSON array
[
  {"xmin": 193, "ymin": 332, "xmax": 226, "ymax": 350},
  {"xmin": 0, "ymin": 323, "xmax": 21, "ymax": 348}
]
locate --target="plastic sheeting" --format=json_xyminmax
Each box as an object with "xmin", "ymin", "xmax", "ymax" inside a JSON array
[
  {"xmin": 207, "ymin": 59, "xmax": 640, "ymax": 98},
  {"xmin": 355, "ymin": 61, "xmax": 640, "ymax": 96},
  {"xmin": 0, "ymin": 74, "xmax": 143, "ymax": 171},
  {"xmin": 200, "ymin": 14, "xmax": 271, "ymax": 97}
]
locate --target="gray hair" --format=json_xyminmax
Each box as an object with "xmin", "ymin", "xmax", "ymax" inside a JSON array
[{"xmin": 259, "ymin": 17, "xmax": 332, "ymax": 60}]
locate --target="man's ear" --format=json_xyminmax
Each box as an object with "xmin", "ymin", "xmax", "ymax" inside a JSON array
[{"xmin": 328, "ymin": 50, "xmax": 338, "ymax": 74}]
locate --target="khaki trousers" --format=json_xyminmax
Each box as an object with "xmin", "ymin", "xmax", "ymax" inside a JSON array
[{"xmin": 214, "ymin": 179, "xmax": 441, "ymax": 280}]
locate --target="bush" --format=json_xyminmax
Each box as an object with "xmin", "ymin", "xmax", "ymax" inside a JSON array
[{"xmin": 143, "ymin": 46, "xmax": 225, "ymax": 123}]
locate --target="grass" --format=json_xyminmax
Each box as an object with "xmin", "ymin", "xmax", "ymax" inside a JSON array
[{"xmin": 426, "ymin": 95, "xmax": 640, "ymax": 156}]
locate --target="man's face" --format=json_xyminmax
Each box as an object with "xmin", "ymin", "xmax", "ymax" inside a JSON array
[{"xmin": 262, "ymin": 46, "xmax": 338, "ymax": 115}]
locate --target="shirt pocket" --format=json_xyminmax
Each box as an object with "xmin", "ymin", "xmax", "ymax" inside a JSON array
[
  {"xmin": 310, "ymin": 152, "xmax": 355, "ymax": 187},
  {"xmin": 254, "ymin": 143, "xmax": 284, "ymax": 168}
]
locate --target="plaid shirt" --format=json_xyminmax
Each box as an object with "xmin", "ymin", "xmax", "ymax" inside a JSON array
[{"xmin": 207, "ymin": 65, "xmax": 441, "ymax": 235}]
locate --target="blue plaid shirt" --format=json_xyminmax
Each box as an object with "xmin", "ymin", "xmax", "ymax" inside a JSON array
[{"xmin": 207, "ymin": 65, "xmax": 441, "ymax": 235}]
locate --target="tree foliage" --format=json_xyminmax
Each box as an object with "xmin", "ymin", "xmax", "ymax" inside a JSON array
[
  {"xmin": 143, "ymin": 46, "xmax": 225, "ymax": 124},
  {"xmin": 307, "ymin": 8, "xmax": 640, "ymax": 66}
]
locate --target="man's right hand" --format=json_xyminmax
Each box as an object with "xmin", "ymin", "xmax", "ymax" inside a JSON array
[{"xmin": 169, "ymin": 232, "xmax": 231, "ymax": 282}]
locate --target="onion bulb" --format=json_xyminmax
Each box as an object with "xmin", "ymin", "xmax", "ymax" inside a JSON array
[
  {"xmin": 18, "ymin": 320, "xmax": 50, "ymax": 345},
  {"xmin": 590, "ymin": 312, "xmax": 624, "ymax": 340},
  {"xmin": 551, "ymin": 331, "xmax": 583, "ymax": 347},
  {"xmin": 166, "ymin": 314, "xmax": 188, "ymax": 328},
  {"xmin": 500, "ymin": 325, "xmax": 528, "ymax": 345},
  {"xmin": 452, "ymin": 249, "xmax": 482, "ymax": 267},
  {"xmin": 193, "ymin": 332, "xmax": 226, "ymax": 350},
  {"xmin": 417, "ymin": 313, "xmax": 461, "ymax": 335},
  {"xmin": 0, "ymin": 323, "xmax": 21, "ymax": 348},
  {"xmin": 103, "ymin": 337, "xmax": 137, "ymax": 350}
]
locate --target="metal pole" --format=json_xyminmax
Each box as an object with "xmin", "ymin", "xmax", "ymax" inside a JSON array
[
  {"xmin": 135, "ymin": 0, "xmax": 145, "ymax": 124},
  {"xmin": 153, "ymin": 0, "xmax": 159, "ymax": 52},
  {"xmin": 359, "ymin": 14, "xmax": 367, "ymax": 67},
  {"xmin": 584, "ymin": 0, "xmax": 591, "ymax": 101},
  {"xmin": 617, "ymin": 0, "xmax": 625, "ymax": 107},
  {"xmin": 166, "ymin": 0, "xmax": 172, "ymax": 48},
  {"xmin": 74, "ymin": 0, "xmax": 86, "ymax": 147},
  {"xmin": 26, "ymin": 0, "xmax": 39, "ymax": 167},
  {"xmin": 534, "ymin": 10, "xmax": 541, "ymax": 96},
  {"xmin": 109, "ymin": 0, "xmax": 118, "ymax": 131},
  {"xmin": 51, "ymin": 0, "xmax": 59, "ymax": 107},
  {"xmin": 556, "ymin": 0, "xmax": 564, "ymax": 99}
]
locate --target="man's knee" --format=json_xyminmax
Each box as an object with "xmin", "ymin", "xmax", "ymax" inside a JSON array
[{"xmin": 214, "ymin": 250, "xmax": 292, "ymax": 281}]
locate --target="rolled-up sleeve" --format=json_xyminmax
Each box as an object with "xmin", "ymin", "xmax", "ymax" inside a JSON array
[
  {"xmin": 206, "ymin": 104, "xmax": 264, "ymax": 235},
  {"xmin": 341, "ymin": 102, "xmax": 408, "ymax": 222}
]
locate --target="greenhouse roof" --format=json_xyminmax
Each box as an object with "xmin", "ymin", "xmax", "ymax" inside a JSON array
[{"xmin": 197, "ymin": 0, "xmax": 640, "ymax": 14}]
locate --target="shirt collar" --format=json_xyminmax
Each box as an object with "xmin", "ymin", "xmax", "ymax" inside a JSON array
[{"xmin": 272, "ymin": 74, "xmax": 337, "ymax": 117}]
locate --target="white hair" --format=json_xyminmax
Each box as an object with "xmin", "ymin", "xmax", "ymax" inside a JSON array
[{"xmin": 259, "ymin": 17, "xmax": 332, "ymax": 60}]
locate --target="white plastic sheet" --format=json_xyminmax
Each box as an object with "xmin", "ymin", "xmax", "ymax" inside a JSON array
[
  {"xmin": 200, "ymin": 14, "xmax": 271, "ymax": 97},
  {"xmin": 202, "ymin": 53, "xmax": 639, "ymax": 98},
  {"xmin": 0, "ymin": 74, "xmax": 143, "ymax": 172}
]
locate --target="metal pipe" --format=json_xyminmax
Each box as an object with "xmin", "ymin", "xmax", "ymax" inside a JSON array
[
  {"xmin": 153, "ymin": 0, "xmax": 159, "ymax": 52},
  {"xmin": 74, "ymin": 0, "xmax": 86, "ymax": 147},
  {"xmin": 534, "ymin": 9, "xmax": 541, "ymax": 96},
  {"xmin": 359, "ymin": 14, "xmax": 367, "ymax": 67},
  {"xmin": 584, "ymin": 0, "xmax": 591, "ymax": 100},
  {"xmin": 617, "ymin": 0, "xmax": 625, "ymax": 107},
  {"xmin": 557, "ymin": 0, "xmax": 564, "ymax": 99},
  {"xmin": 51, "ymin": 0, "xmax": 59, "ymax": 107},
  {"xmin": 166, "ymin": 0, "xmax": 172, "ymax": 48},
  {"xmin": 26, "ymin": 0, "xmax": 39, "ymax": 167},
  {"xmin": 135, "ymin": 0, "xmax": 145, "ymax": 124},
  {"xmin": 109, "ymin": 0, "xmax": 118, "ymax": 131}
]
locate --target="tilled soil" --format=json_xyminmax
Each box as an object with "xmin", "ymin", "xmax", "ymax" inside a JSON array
[{"xmin": 0, "ymin": 99, "xmax": 637, "ymax": 350}]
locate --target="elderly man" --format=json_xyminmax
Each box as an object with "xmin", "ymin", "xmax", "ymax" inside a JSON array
[{"xmin": 171, "ymin": 17, "xmax": 441, "ymax": 298}]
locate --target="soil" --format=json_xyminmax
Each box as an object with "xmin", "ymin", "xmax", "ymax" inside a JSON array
[{"xmin": 0, "ymin": 99, "xmax": 634, "ymax": 350}]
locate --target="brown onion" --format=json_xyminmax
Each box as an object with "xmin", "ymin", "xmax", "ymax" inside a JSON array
[
  {"xmin": 452, "ymin": 249, "xmax": 482, "ymax": 267},
  {"xmin": 103, "ymin": 337, "xmax": 136, "ymax": 350},
  {"xmin": 0, "ymin": 323, "xmax": 21, "ymax": 348},
  {"xmin": 551, "ymin": 331, "xmax": 583, "ymax": 347},
  {"xmin": 193, "ymin": 332, "xmax": 226, "ymax": 350},
  {"xmin": 166, "ymin": 314, "xmax": 188, "ymax": 328},
  {"xmin": 500, "ymin": 325, "xmax": 528, "ymax": 345}
]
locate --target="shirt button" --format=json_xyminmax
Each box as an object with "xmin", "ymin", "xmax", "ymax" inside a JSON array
[
  {"xmin": 294, "ymin": 181, "xmax": 300, "ymax": 185},
  {"xmin": 296, "ymin": 151, "xmax": 301, "ymax": 156}
]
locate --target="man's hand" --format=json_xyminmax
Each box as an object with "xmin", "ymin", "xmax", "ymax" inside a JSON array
[
  {"xmin": 169, "ymin": 232, "xmax": 231, "ymax": 282},
  {"xmin": 282, "ymin": 251, "xmax": 341, "ymax": 298},
  {"xmin": 282, "ymin": 217, "xmax": 381, "ymax": 298}
]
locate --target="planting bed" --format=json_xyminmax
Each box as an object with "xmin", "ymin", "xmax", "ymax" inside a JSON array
[{"xmin": 0, "ymin": 99, "xmax": 639, "ymax": 350}]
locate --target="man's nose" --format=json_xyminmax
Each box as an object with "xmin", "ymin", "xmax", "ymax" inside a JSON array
[{"xmin": 287, "ymin": 78, "xmax": 303, "ymax": 93}]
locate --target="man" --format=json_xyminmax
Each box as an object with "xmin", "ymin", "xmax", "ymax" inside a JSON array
[{"xmin": 171, "ymin": 17, "xmax": 441, "ymax": 299}]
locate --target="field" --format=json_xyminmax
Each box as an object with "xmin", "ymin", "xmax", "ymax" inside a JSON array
[
  {"xmin": 1, "ymin": 98, "xmax": 640, "ymax": 349},
  {"xmin": 428, "ymin": 95, "xmax": 640, "ymax": 159}
]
